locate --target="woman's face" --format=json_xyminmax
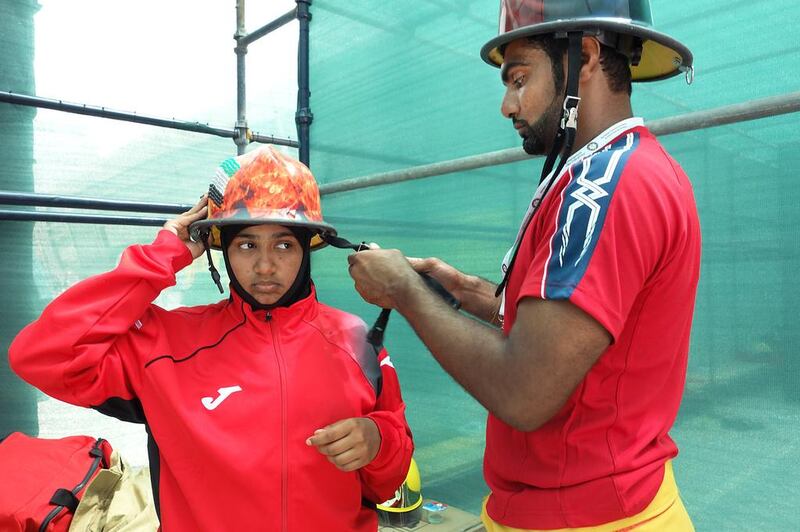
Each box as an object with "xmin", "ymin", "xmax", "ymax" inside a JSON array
[{"xmin": 226, "ymin": 224, "xmax": 303, "ymax": 305}]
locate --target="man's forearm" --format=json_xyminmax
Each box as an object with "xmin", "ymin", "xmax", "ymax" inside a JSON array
[
  {"xmin": 393, "ymin": 275, "xmax": 526, "ymax": 425},
  {"xmin": 393, "ymin": 281, "xmax": 607, "ymax": 432},
  {"xmin": 454, "ymin": 274, "xmax": 503, "ymax": 327},
  {"xmin": 347, "ymin": 250, "xmax": 607, "ymax": 432}
]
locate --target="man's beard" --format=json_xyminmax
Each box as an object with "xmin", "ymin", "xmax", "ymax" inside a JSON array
[{"xmin": 518, "ymin": 94, "xmax": 563, "ymax": 156}]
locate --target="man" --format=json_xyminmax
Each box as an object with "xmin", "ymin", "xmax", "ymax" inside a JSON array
[
  {"xmin": 9, "ymin": 146, "xmax": 413, "ymax": 531},
  {"xmin": 347, "ymin": 0, "xmax": 700, "ymax": 530}
]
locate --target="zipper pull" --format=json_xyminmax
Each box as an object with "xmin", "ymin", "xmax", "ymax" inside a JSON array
[{"xmin": 265, "ymin": 311, "xmax": 272, "ymax": 322}]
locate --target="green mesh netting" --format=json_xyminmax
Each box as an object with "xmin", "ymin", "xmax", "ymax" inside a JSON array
[
  {"xmin": 310, "ymin": 1, "xmax": 800, "ymax": 528},
  {"xmin": 1, "ymin": 0, "xmax": 799, "ymax": 529}
]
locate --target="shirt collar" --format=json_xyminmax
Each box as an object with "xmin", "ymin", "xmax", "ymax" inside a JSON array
[
  {"xmin": 498, "ymin": 117, "xmax": 646, "ymax": 318},
  {"xmin": 535, "ymin": 117, "xmax": 645, "ymax": 199}
]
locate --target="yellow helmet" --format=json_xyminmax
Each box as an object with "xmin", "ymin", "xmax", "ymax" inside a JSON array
[{"xmin": 376, "ymin": 457, "xmax": 423, "ymax": 527}]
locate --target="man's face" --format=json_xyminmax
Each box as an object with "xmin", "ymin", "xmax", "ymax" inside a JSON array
[
  {"xmin": 226, "ymin": 224, "xmax": 303, "ymax": 306},
  {"xmin": 500, "ymin": 39, "xmax": 563, "ymax": 156}
]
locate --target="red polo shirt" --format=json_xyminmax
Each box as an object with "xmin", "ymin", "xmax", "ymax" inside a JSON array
[{"xmin": 486, "ymin": 120, "xmax": 701, "ymax": 529}]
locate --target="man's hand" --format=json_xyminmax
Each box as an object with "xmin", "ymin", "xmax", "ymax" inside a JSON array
[
  {"xmin": 347, "ymin": 248, "xmax": 420, "ymax": 309},
  {"xmin": 408, "ymin": 256, "xmax": 466, "ymax": 301},
  {"xmin": 306, "ymin": 417, "xmax": 381, "ymax": 472},
  {"xmin": 410, "ymin": 256, "xmax": 502, "ymax": 324},
  {"xmin": 163, "ymin": 196, "xmax": 208, "ymax": 259}
]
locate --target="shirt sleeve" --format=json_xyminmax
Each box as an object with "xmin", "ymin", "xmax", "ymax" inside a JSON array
[
  {"xmin": 359, "ymin": 347, "xmax": 414, "ymax": 504},
  {"xmin": 515, "ymin": 146, "xmax": 664, "ymax": 340},
  {"xmin": 8, "ymin": 230, "xmax": 193, "ymax": 407}
]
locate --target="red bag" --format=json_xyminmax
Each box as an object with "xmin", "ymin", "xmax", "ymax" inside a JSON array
[{"xmin": 0, "ymin": 432, "xmax": 113, "ymax": 532}]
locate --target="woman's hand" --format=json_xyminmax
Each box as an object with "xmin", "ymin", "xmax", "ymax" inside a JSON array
[
  {"xmin": 306, "ymin": 417, "xmax": 381, "ymax": 472},
  {"xmin": 163, "ymin": 196, "xmax": 208, "ymax": 259}
]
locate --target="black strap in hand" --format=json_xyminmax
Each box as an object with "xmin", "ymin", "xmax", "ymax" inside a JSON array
[{"xmin": 321, "ymin": 233, "xmax": 460, "ymax": 348}]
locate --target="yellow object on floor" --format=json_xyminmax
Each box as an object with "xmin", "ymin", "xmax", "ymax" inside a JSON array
[
  {"xmin": 480, "ymin": 461, "xmax": 693, "ymax": 532},
  {"xmin": 379, "ymin": 499, "xmax": 484, "ymax": 532}
]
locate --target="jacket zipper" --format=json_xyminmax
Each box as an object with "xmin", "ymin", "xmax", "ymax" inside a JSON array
[{"xmin": 266, "ymin": 311, "xmax": 289, "ymax": 532}]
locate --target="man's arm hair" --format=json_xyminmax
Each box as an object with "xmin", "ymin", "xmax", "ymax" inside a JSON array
[
  {"xmin": 409, "ymin": 257, "xmax": 502, "ymax": 327},
  {"xmin": 455, "ymin": 274, "xmax": 503, "ymax": 327},
  {"xmin": 395, "ymin": 275, "xmax": 610, "ymax": 431}
]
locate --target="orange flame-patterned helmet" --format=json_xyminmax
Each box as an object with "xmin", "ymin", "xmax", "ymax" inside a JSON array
[
  {"xmin": 480, "ymin": 0, "xmax": 693, "ymax": 82},
  {"xmin": 190, "ymin": 146, "xmax": 336, "ymax": 250}
]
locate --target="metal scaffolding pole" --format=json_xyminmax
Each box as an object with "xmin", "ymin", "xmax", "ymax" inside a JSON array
[
  {"xmin": 319, "ymin": 91, "xmax": 800, "ymax": 196},
  {"xmin": 240, "ymin": 8, "xmax": 297, "ymax": 48},
  {"xmin": 0, "ymin": 191, "xmax": 191, "ymax": 214},
  {"xmin": 234, "ymin": 0, "xmax": 249, "ymax": 155},
  {"xmin": 0, "ymin": 210, "xmax": 166, "ymax": 226},
  {"xmin": 296, "ymin": 0, "xmax": 313, "ymax": 166},
  {"xmin": 2, "ymin": 92, "xmax": 799, "ymax": 227},
  {"xmin": 1, "ymin": 3, "xmax": 306, "ymax": 154},
  {"xmin": 234, "ymin": 3, "xmax": 301, "ymax": 155},
  {"xmin": 0, "ymin": 90, "xmax": 299, "ymax": 148}
]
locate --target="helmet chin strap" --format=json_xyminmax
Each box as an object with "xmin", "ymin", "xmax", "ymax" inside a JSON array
[
  {"xmin": 201, "ymin": 230, "xmax": 224, "ymax": 294},
  {"xmin": 320, "ymin": 233, "xmax": 460, "ymax": 347},
  {"xmin": 541, "ymin": 31, "xmax": 583, "ymax": 184},
  {"xmin": 494, "ymin": 30, "xmax": 584, "ymax": 298}
]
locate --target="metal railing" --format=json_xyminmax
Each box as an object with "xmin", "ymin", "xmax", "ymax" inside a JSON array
[
  {"xmin": 318, "ymin": 91, "xmax": 800, "ymax": 195},
  {"xmin": 0, "ymin": 91, "xmax": 299, "ymax": 148},
  {"xmin": 1, "ymin": 91, "xmax": 798, "ymax": 225},
  {"xmin": 0, "ymin": 0, "xmax": 312, "ymax": 156}
]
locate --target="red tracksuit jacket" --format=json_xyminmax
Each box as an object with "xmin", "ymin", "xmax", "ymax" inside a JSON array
[{"xmin": 9, "ymin": 230, "xmax": 414, "ymax": 531}]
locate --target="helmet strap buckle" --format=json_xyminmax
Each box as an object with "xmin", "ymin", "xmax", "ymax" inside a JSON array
[
  {"xmin": 679, "ymin": 64, "xmax": 695, "ymax": 85},
  {"xmin": 561, "ymin": 95, "xmax": 581, "ymax": 131}
]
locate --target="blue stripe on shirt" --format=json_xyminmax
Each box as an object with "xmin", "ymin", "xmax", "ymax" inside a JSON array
[{"xmin": 544, "ymin": 132, "xmax": 639, "ymax": 299}]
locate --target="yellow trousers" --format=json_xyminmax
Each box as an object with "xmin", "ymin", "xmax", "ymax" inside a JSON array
[{"xmin": 481, "ymin": 462, "xmax": 694, "ymax": 532}]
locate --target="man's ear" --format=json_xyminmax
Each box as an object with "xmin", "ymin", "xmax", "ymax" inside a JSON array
[{"xmin": 580, "ymin": 36, "xmax": 603, "ymax": 82}]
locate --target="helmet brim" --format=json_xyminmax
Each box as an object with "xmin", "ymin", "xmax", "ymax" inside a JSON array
[
  {"xmin": 189, "ymin": 216, "xmax": 337, "ymax": 251},
  {"xmin": 480, "ymin": 18, "xmax": 693, "ymax": 82}
]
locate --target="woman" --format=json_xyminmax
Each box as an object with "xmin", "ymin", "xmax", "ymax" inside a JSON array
[{"xmin": 9, "ymin": 146, "xmax": 413, "ymax": 531}]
